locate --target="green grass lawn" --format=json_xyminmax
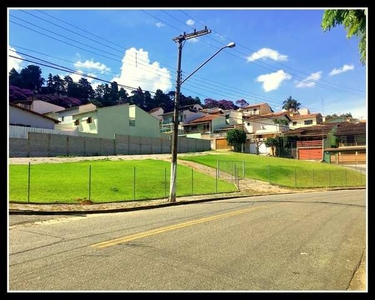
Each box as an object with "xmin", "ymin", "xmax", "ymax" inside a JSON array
[
  {"xmin": 9, "ymin": 159, "xmax": 237, "ymax": 204},
  {"xmin": 179, "ymin": 152, "xmax": 366, "ymax": 188}
]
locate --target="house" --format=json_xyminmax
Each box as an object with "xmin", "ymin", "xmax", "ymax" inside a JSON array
[
  {"xmin": 11, "ymin": 99, "xmax": 65, "ymax": 115},
  {"xmin": 148, "ymin": 107, "xmax": 164, "ymax": 121},
  {"xmin": 69, "ymin": 103, "xmax": 166, "ymax": 139},
  {"xmin": 323, "ymin": 122, "xmax": 366, "ymax": 164},
  {"xmin": 49, "ymin": 103, "xmax": 97, "ymax": 125},
  {"xmin": 9, "ymin": 103, "xmax": 60, "ymax": 129},
  {"xmin": 240, "ymin": 102, "xmax": 273, "ymax": 117},
  {"xmin": 161, "ymin": 105, "xmax": 205, "ymax": 134},
  {"xmin": 289, "ymin": 112, "xmax": 323, "ymax": 129},
  {"xmin": 182, "ymin": 114, "xmax": 227, "ymax": 137},
  {"xmin": 243, "ymin": 111, "xmax": 291, "ymax": 155},
  {"xmin": 281, "ymin": 120, "xmax": 366, "ymax": 164},
  {"xmin": 282, "ymin": 124, "xmax": 336, "ymax": 160}
]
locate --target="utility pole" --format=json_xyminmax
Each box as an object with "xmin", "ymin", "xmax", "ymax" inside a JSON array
[{"xmin": 169, "ymin": 27, "xmax": 211, "ymax": 203}]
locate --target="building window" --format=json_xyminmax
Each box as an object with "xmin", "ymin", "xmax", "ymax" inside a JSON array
[
  {"xmin": 74, "ymin": 119, "xmax": 80, "ymax": 125},
  {"xmin": 292, "ymin": 122, "xmax": 297, "ymax": 126},
  {"xmin": 304, "ymin": 120, "xmax": 313, "ymax": 125},
  {"xmin": 87, "ymin": 117, "xmax": 92, "ymax": 123},
  {"xmin": 129, "ymin": 118, "xmax": 135, "ymax": 127},
  {"xmin": 247, "ymin": 122, "xmax": 250, "ymax": 126},
  {"xmin": 61, "ymin": 116, "xmax": 65, "ymax": 122}
]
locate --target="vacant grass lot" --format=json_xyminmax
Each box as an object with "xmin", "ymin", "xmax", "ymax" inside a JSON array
[
  {"xmin": 9, "ymin": 159, "xmax": 237, "ymax": 203},
  {"xmin": 179, "ymin": 153, "xmax": 366, "ymax": 188}
]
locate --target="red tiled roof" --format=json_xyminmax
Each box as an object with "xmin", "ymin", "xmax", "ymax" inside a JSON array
[
  {"xmin": 243, "ymin": 111, "xmax": 291, "ymax": 120},
  {"xmin": 243, "ymin": 103, "xmax": 268, "ymax": 109},
  {"xmin": 184, "ymin": 114, "xmax": 222, "ymax": 125},
  {"xmin": 290, "ymin": 113, "xmax": 321, "ymax": 120}
]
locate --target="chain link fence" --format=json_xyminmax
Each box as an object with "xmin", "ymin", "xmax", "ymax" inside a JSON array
[{"xmin": 216, "ymin": 159, "xmax": 366, "ymax": 189}]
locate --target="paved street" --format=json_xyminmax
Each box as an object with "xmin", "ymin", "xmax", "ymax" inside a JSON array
[{"xmin": 9, "ymin": 190, "xmax": 366, "ymax": 291}]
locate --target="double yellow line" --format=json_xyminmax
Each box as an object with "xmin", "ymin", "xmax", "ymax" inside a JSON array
[{"xmin": 91, "ymin": 204, "xmax": 269, "ymax": 249}]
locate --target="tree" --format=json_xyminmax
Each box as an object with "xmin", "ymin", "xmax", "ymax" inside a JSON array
[
  {"xmin": 273, "ymin": 118, "xmax": 289, "ymax": 126},
  {"xmin": 9, "ymin": 68, "xmax": 22, "ymax": 87},
  {"xmin": 52, "ymin": 75, "xmax": 65, "ymax": 96},
  {"xmin": 77, "ymin": 78, "xmax": 94, "ymax": 104},
  {"xmin": 118, "ymin": 87, "xmax": 128, "ymax": 103},
  {"xmin": 265, "ymin": 137, "xmax": 279, "ymax": 157},
  {"xmin": 19, "ymin": 65, "xmax": 45, "ymax": 91},
  {"xmin": 236, "ymin": 99, "xmax": 249, "ymax": 108},
  {"xmin": 282, "ymin": 96, "xmax": 301, "ymax": 112},
  {"xmin": 226, "ymin": 129, "xmax": 247, "ymax": 152},
  {"xmin": 321, "ymin": 9, "xmax": 366, "ymax": 65}
]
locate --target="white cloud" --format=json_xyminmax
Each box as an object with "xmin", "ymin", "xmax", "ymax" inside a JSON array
[
  {"xmin": 186, "ymin": 19, "xmax": 195, "ymax": 26},
  {"xmin": 8, "ymin": 47, "xmax": 23, "ymax": 72},
  {"xmin": 247, "ymin": 48, "xmax": 288, "ymax": 62},
  {"xmin": 156, "ymin": 22, "xmax": 164, "ymax": 28},
  {"xmin": 70, "ymin": 70, "xmax": 96, "ymax": 83},
  {"xmin": 256, "ymin": 70, "xmax": 292, "ymax": 92},
  {"xmin": 329, "ymin": 64, "xmax": 354, "ymax": 76},
  {"xmin": 112, "ymin": 47, "xmax": 172, "ymax": 94},
  {"xmin": 74, "ymin": 59, "xmax": 110, "ymax": 74},
  {"xmin": 295, "ymin": 71, "xmax": 322, "ymax": 88}
]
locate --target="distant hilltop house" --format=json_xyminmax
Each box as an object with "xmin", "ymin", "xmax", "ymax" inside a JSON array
[{"xmin": 51, "ymin": 103, "xmax": 168, "ymax": 140}]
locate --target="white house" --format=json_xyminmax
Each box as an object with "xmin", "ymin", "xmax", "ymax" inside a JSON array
[
  {"xmin": 9, "ymin": 104, "xmax": 60, "ymax": 129},
  {"xmin": 13, "ymin": 99, "xmax": 65, "ymax": 114},
  {"xmin": 243, "ymin": 111, "xmax": 291, "ymax": 155}
]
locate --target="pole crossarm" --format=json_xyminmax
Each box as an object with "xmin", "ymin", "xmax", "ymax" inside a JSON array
[{"xmin": 172, "ymin": 26, "xmax": 212, "ymax": 43}]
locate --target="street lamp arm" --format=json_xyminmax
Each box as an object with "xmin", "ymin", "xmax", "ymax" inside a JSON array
[{"xmin": 181, "ymin": 42, "xmax": 236, "ymax": 85}]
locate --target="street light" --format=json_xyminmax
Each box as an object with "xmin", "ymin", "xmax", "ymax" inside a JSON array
[{"xmin": 168, "ymin": 41, "xmax": 236, "ymax": 203}]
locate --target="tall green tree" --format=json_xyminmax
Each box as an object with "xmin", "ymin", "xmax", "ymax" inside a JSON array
[
  {"xmin": 321, "ymin": 9, "xmax": 366, "ymax": 65},
  {"xmin": 265, "ymin": 137, "xmax": 279, "ymax": 157},
  {"xmin": 226, "ymin": 129, "xmax": 247, "ymax": 152},
  {"xmin": 19, "ymin": 65, "xmax": 45, "ymax": 91},
  {"xmin": 9, "ymin": 68, "xmax": 22, "ymax": 87},
  {"xmin": 77, "ymin": 78, "xmax": 94, "ymax": 104},
  {"xmin": 282, "ymin": 96, "xmax": 301, "ymax": 112},
  {"xmin": 118, "ymin": 87, "xmax": 128, "ymax": 103}
]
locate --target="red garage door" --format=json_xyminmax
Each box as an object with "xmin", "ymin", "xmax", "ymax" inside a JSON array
[{"xmin": 298, "ymin": 148, "xmax": 322, "ymax": 160}]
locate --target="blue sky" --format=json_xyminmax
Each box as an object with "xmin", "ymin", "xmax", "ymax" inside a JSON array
[{"xmin": 8, "ymin": 8, "xmax": 367, "ymax": 119}]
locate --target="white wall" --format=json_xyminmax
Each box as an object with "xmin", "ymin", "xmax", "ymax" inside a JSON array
[{"xmin": 10, "ymin": 106, "xmax": 56, "ymax": 129}]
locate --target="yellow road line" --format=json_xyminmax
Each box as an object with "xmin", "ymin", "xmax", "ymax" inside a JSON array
[{"xmin": 91, "ymin": 204, "xmax": 273, "ymax": 249}]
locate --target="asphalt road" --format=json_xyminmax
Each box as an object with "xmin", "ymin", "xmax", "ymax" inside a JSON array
[{"xmin": 8, "ymin": 190, "xmax": 366, "ymax": 292}]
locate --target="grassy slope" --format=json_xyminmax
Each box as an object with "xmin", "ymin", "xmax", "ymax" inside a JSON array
[
  {"xmin": 9, "ymin": 159, "xmax": 237, "ymax": 203},
  {"xmin": 179, "ymin": 152, "xmax": 366, "ymax": 188}
]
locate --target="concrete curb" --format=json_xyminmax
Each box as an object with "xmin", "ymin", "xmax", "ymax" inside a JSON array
[{"xmin": 9, "ymin": 187, "xmax": 366, "ymax": 215}]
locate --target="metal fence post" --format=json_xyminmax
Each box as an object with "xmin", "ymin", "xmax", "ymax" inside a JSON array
[
  {"xmin": 215, "ymin": 166, "xmax": 218, "ymax": 193},
  {"xmin": 133, "ymin": 166, "xmax": 136, "ymax": 200},
  {"xmin": 88, "ymin": 165, "xmax": 92, "ymax": 201},
  {"xmin": 217, "ymin": 159, "xmax": 219, "ymax": 179},
  {"xmin": 191, "ymin": 168, "xmax": 194, "ymax": 195},
  {"xmin": 27, "ymin": 162, "xmax": 31, "ymax": 203},
  {"xmin": 164, "ymin": 167, "xmax": 167, "ymax": 197}
]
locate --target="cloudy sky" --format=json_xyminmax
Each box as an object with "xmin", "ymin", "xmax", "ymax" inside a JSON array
[{"xmin": 8, "ymin": 8, "xmax": 367, "ymax": 119}]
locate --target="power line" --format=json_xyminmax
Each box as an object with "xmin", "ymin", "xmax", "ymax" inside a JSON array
[
  {"xmin": 178, "ymin": 9, "xmax": 366, "ymax": 95},
  {"xmin": 9, "ymin": 54, "xmax": 156, "ymax": 95},
  {"xmin": 9, "ymin": 10, "xmax": 365, "ymax": 115}
]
